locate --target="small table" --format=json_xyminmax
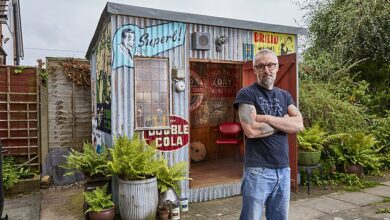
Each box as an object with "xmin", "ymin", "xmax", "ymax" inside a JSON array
[{"xmin": 299, "ymin": 164, "xmax": 322, "ymax": 195}]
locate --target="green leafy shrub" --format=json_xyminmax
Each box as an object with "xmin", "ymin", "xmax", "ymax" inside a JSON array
[
  {"xmin": 330, "ymin": 132, "xmax": 382, "ymax": 174},
  {"xmin": 108, "ymin": 135, "xmax": 164, "ymax": 180},
  {"xmin": 2, "ymin": 157, "xmax": 20, "ymax": 189},
  {"xmin": 297, "ymin": 124, "xmax": 327, "ymax": 152},
  {"xmin": 83, "ymin": 184, "xmax": 114, "ymax": 213},
  {"xmin": 17, "ymin": 167, "xmax": 37, "ymax": 179},
  {"xmin": 61, "ymin": 142, "xmax": 111, "ymax": 177},
  {"xmin": 157, "ymin": 160, "xmax": 190, "ymax": 195}
]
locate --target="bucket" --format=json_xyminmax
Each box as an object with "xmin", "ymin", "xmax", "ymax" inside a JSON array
[
  {"xmin": 118, "ymin": 177, "xmax": 158, "ymax": 220},
  {"xmin": 180, "ymin": 198, "xmax": 189, "ymax": 211}
]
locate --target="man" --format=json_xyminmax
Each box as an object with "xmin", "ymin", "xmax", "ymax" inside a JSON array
[
  {"xmin": 234, "ymin": 49, "xmax": 304, "ymax": 220},
  {"xmin": 120, "ymin": 28, "xmax": 136, "ymax": 59}
]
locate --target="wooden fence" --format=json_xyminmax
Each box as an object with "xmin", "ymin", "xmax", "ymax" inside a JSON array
[{"xmin": 0, "ymin": 66, "xmax": 39, "ymax": 169}]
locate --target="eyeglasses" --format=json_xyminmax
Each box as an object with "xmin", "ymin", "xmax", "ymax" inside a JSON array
[{"xmin": 254, "ymin": 63, "xmax": 278, "ymax": 71}]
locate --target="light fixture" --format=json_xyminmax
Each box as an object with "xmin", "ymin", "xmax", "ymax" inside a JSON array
[{"xmin": 216, "ymin": 35, "xmax": 227, "ymax": 52}]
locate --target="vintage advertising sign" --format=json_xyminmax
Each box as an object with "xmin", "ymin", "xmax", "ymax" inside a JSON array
[
  {"xmin": 208, "ymin": 69, "xmax": 237, "ymax": 97},
  {"xmin": 143, "ymin": 115, "xmax": 189, "ymax": 152},
  {"xmin": 112, "ymin": 22, "xmax": 186, "ymax": 69},
  {"xmin": 253, "ymin": 31, "xmax": 295, "ymax": 56}
]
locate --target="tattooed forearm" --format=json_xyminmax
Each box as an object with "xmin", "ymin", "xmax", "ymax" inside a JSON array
[
  {"xmin": 239, "ymin": 104, "xmax": 256, "ymax": 124},
  {"xmin": 257, "ymin": 123, "xmax": 277, "ymax": 135},
  {"xmin": 238, "ymin": 103, "xmax": 278, "ymax": 138}
]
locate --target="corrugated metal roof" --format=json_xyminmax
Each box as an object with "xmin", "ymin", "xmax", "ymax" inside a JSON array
[{"xmin": 86, "ymin": 2, "xmax": 307, "ymax": 59}]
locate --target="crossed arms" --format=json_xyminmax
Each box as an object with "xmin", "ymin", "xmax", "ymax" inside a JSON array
[{"xmin": 238, "ymin": 104, "xmax": 304, "ymax": 138}]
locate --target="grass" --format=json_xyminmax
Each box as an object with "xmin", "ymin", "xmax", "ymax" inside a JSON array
[{"xmin": 376, "ymin": 207, "xmax": 390, "ymax": 214}]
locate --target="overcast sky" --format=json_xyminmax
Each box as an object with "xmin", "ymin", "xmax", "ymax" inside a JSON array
[{"xmin": 20, "ymin": 0, "xmax": 306, "ymax": 66}]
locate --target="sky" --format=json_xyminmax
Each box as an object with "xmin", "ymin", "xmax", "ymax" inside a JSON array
[{"xmin": 20, "ymin": 0, "xmax": 306, "ymax": 66}]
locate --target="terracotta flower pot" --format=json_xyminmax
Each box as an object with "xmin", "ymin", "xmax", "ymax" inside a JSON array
[
  {"xmin": 88, "ymin": 206, "xmax": 115, "ymax": 220},
  {"xmin": 158, "ymin": 209, "xmax": 170, "ymax": 220}
]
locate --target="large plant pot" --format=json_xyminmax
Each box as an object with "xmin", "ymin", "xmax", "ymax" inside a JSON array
[
  {"xmin": 118, "ymin": 177, "xmax": 158, "ymax": 220},
  {"xmin": 88, "ymin": 206, "xmax": 115, "ymax": 220},
  {"xmin": 298, "ymin": 151, "xmax": 321, "ymax": 166},
  {"xmin": 345, "ymin": 164, "xmax": 363, "ymax": 175}
]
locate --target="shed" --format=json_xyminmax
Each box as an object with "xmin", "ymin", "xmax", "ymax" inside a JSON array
[{"xmin": 86, "ymin": 2, "xmax": 306, "ymax": 203}]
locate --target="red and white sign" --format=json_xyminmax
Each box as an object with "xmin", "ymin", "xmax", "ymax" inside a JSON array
[{"xmin": 143, "ymin": 115, "xmax": 189, "ymax": 151}]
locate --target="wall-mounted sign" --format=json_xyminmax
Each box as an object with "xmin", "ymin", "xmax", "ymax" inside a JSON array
[
  {"xmin": 112, "ymin": 22, "xmax": 186, "ymax": 69},
  {"xmin": 143, "ymin": 115, "xmax": 189, "ymax": 152},
  {"xmin": 253, "ymin": 31, "xmax": 295, "ymax": 56}
]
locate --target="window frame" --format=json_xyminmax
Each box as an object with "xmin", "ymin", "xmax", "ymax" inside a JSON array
[{"xmin": 134, "ymin": 56, "xmax": 171, "ymax": 131}]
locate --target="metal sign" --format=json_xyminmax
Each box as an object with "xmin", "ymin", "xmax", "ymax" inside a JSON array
[{"xmin": 143, "ymin": 115, "xmax": 189, "ymax": 151}]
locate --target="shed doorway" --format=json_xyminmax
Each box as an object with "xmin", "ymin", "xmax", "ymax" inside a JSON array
[{"xmin": 189, "ymin": 61, "xmax": 243, "ymax": 188}]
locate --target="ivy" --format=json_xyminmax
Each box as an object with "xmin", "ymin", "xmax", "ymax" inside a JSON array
[{"xmin": 61, "ymin": 58, "xmax": 91, "ymax": 86}]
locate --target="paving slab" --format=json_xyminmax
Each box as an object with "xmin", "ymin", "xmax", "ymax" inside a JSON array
[
  {"xmin": 40, "ymin": 187, "xmax": 84, "ymax": 220},
  {"xmin": 328, "ymin": 191, "xmax": 384, "ymax": 206},
  {"xmin": 295, "ymin": 196, "xmax": 358, "ymax": 214},
  {"xmin": 363, "ymin": 185, "xmax": 390, "ymax": 197},
  {"xmin": 315, "ymin": 203, "xmax": 390, "ymax": 220},
  {"xmin": 382, "ymin": 181, "xmax": 390, "ymax": 187},
  {"xmin": 289, "ymin": 202, "xmax": 326, "ymax": 220},
  {"xmin": 3, "ymin": 192, "xmax": 40, "ymax": 220}
]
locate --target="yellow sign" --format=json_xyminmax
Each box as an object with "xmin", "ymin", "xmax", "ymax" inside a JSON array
[{"xmin": 253, "ymin": 31, "xmax": 295, "ymax": 56}]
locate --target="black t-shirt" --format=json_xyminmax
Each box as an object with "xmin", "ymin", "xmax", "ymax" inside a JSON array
[{"xmin": 233, "ymin": 83, "xmax": 295, "ymax": 168}]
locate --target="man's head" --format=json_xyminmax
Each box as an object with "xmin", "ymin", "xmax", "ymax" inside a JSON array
[
  {"xmin": 253, "ymin": 49, "xmax": 279, "ymax": 90},
  {"xmin": 121, "ymin": 28, "xmax": 135, "ymax": 51}
]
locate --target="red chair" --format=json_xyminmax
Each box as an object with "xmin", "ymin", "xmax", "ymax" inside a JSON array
[{"xmin": 215, "ymin": 122, "xmax": 242, "ymax": 160}]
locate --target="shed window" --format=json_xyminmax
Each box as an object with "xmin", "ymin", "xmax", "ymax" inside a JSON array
[{"xmin": 134, "ymin": 57, "xmax": 170, "ymax": 130}]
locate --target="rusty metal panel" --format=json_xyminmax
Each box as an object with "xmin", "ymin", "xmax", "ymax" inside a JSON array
[
  {"xmin": 0, "ymin": 66, "xmax": 39, "ymax": 169},
  {"xmin": 47, "ymin": 58, "xmax": 91, "ymax": 150}
]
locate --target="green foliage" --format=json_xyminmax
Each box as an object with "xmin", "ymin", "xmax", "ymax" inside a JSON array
[
  {"xmin": 299, "ymin": 80, "xmax": 369, "ymax": 133},
  {"xmin": 2, "ymin": 157, "xmax": 20, "ymax": 189},
  {"xmin": 39, "ymin": 68, "xmax": 48, "ymax": 87},
  {"xmin": 303, "ymin": 0, "xmax": 390, "ymax": 64},
  {"xmin": 332, "ymin": 173, "xmax": 376, "ymax": 191},
  {"xmin": 297, "ymin": 124, "xmax": 327, "ymax": 152},
  {"xmin": 61, "ymin": 142, "xmax": 111, "ymax": 177},
  {"xmin": 83, "ymin": 184, "xmax": 114, "ymax": 213},
  {"xmin": 17, "ymin": 167, "xmax": 37, "ymax": 179},
  {"xmin": 329, "ymin": 132, "xmax": 382, "ymax": 174},
  {"xmin": 13, "ymin": 66, "xmax": 25, "ymax": 74},
  {"xmin": 157, "ymin": 161, "xmax": 190, "ymax": 195},
  {"xmin": 108, "ymin": 135, "xmax": 164, "ymax": 180},
  {"xmin": 376, "ymin": 208, "xmax": 390, "ymax": 214}
]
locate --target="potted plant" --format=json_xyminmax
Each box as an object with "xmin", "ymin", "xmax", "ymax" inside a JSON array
[
  {"xmin": 61, "ymin": 142, "xmax": 111, "ymax": 178},
  {"xmin": 157, "ymin": 160, "xmax": 190, "ymax": 196},
  {"xmin": 83, "ymin": 184, "xmax": 115, "ymax": 220},
  {"xmin": 297, "ymin": 124, "xmax": 327, "ymax": 166},
  {"xmin": 157, "ymin": 200, "xmax": 174, "ymax": 220},
  {"xmin": 330, "ymin": 132, "xmax": 381, "ymax": 175},
  {"xmin": 61, "ymin": 142, "xmax": 112, "ymax": 217},
  {"xmin": 108, "ymin": 135, "xmax": 164, "ymax": 220}
]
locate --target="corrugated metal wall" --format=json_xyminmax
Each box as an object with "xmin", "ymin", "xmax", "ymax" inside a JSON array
[
  {"xmin": 188, "ymin": 24, "xmax": 253, "ymax": 61},
  {"xmin": 110, "ymin": 15, "xmax": 190, "ymax": 198},
  {"xmin": 47, "ymin": 58, "xmax": 91, "ymax": 150}
]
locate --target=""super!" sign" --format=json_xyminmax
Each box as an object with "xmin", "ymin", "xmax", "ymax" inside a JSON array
[{"xmin": 143, "ymin": 115, "xmax": 189, "ymax": 151}]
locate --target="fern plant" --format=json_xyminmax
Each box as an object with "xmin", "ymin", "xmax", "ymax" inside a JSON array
[
  {"xmin": 157, "ymin": 160, "xmax": 190, "ymax": 195},
  {"xmin": 297, "ymin": 124, "xmax": 327, "ymax": 152},
  {"xmin": 108, "ymin": 135, "xmax": 164, "ymax": 180},
  {"xmin": 61, "ymin": 142, "xmax": 111, "ymax": 177},
  {"xmin": 330, "ymin": 132, "xmax": 382, "ymax": 173},
  {"xmin": 83, "ymin": 184, "xmax": 114, "ymax": 213}
]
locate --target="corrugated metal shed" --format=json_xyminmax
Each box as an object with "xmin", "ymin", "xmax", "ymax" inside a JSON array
[{"xmin": 86, "ymin": 2, "xmax": 306, "ymax": 203}]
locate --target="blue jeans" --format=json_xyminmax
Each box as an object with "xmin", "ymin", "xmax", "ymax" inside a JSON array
[{"xmin": 240, "ymin": 167, "xmax": 290, "ymax": 220}]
